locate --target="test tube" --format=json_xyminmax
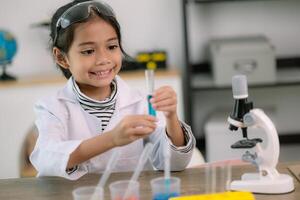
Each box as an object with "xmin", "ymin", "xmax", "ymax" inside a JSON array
[
  {"xmin": 145, "ymin": 69, "xmax": 156, "ymax": 116},
  {"xmin": 225, "ymin": 162, "xmax": 232, "ymax": 191},
  {"xmin": 205, "ymin": 162, "xmax": 232, "ymax": 194},
  {"xmin": 205, "ymin": 163, "xmax": 216, "ymax": 194}
]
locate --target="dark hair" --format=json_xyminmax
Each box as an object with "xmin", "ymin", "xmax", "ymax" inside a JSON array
[{"xmin": 50, "ymin": 0, "xmax": 128, "ymax": 79}]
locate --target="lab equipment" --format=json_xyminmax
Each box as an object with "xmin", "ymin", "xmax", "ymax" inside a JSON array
[
  {"xmin": 204, "ymin": 164, "xmax": 216, "ymax": 194},
  {"xmin": 123, "ymin": 143, "xmax": 154, "ymax": 198},
  {"xmin": 72, "ymin": 186, "xmax": 103, "ymax": 200},
  {"xmin": 151, "ymin": 177, "xmax": 180, "ymax": 200},
  {"xmin": 164, "ymin": 142, "xmax": 171, "ymax": 191},
  {"xmin": 98, "ymin": 150, "xmax": 120, "ymax": 188},
  {"xmin": 204, "ymin": 162, "xmax": 231, "ymax": 194},
  {"xmin": 227, "ymin": 75, "xmax": 294, "ymax": 194},
  {"xmin": 89, "ymin": 150, "xmax": 120, "ymax": 200},
  {"xmin": 145, "ymin": 69, "xmax": 156, "ymax": 116},
  {"xmin": 109, "ymin": 180, "xmax": 139, "ymax": 200}
]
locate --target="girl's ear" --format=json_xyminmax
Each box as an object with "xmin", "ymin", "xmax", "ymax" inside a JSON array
[{"xmin": 53, "ymin": 47, "xmax": 69, "ymax": 69}]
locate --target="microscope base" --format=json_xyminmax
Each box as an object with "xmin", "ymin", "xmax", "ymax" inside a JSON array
[{"xmin": 230, "ymin": 172, "xmax": 294, "ymax": 194}]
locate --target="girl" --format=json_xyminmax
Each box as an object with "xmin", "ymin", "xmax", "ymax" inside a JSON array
[{"xmin": 30, "ymin": 0, "xmax": 195, "ymax": 180}]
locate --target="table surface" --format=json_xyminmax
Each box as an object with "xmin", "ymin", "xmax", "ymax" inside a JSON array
[{"xmin": 1, "ymin": 162, "xmax": 300, "ymax": 200}]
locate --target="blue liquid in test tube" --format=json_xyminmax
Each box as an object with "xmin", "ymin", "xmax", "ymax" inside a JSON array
[
  {"xmin": 145, "ymin": 70, "xmax": 156, "ymax": 116},
  {"xmin": 148, "ymin": 95, "xmax": 156, "ymax": 116}
]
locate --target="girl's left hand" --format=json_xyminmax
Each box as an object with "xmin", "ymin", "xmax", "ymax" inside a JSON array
[{"xmin": 150, "ymin": 86, "xmax": 177, "ymax": 118}]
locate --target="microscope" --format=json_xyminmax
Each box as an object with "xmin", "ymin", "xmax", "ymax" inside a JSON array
[{"xmin": 227, "ymin": 75, "xmax": 294, "ymax": 194}]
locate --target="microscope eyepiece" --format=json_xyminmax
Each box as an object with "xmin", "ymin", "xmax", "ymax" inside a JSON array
[
  {"xmin": 232, "ymin": 75, "xmax": 248, "ymax": 99},
  {"xmin": 228, "ymin": 75, "xmax": 253, "ymax": 135}
]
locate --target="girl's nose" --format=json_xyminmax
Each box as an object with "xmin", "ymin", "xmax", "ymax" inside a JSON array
[
  {"xmin": 96, "ymin": 57, "xmax": 111, "ymax": 66},
  {"xmin": 95, "ymin": 50, "xmax": 111, "ymax": 65}
]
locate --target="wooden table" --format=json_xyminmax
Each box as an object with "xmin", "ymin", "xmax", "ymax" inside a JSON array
[{"xmin": 1, "ymin": 162, "xmax": 299, "ymax": 200}]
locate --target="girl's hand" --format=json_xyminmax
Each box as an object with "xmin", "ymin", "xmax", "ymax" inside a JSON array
[
  {"xmin": 150, "ymin": 86, "xmax": 177, "ymax": 119},
  {"xmin": 150, "ymin": 86, "xmax": 185, "ymax": 146},
  {"xmin": 110, "ymin": 115, "xmax": 157, "ymax": 147}
]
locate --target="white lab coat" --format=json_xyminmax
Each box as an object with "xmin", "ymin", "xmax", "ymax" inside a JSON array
[{"xmin": 30, "ymin": 76, "xmax": 195, "ymax": 180}]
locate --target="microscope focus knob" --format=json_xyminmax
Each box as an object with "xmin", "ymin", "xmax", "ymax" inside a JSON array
[{"xmin": 243, "ymin": 112, "xmax": 255, "ymax": 126}]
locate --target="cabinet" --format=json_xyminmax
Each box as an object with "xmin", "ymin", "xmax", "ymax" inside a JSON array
[{"xmin": 181, "ymin": 0, "xmax": 300, "ymax": 152}]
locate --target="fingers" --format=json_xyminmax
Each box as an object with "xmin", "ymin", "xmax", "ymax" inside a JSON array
[
  {"xmin": 128, "ymin": 115, "xmax": 157, "ymax": 128},
  {"xmin": 129, "ymin": 116, "xmax": 157, "ymax": 135},
  {"xmin": 152, "ymin": 98, "xmax": 176, "ymax": 109},
  {"xmin": 155, "ymin": 105, "xmax": 177, "ymax": 112},
  {"xmin": 129, "ymin": 126, "xmax": 156, "ymax": 137},
  {"xmin": 127, "ymin": 126, "xmax": 156, "ymax": 141},
  {"xmin": 150, "ymin": 86, "xmax": 177, "ymax": 110},
  {"xmin": 112, "ymin": 115, "xmax": 157, "ymax": 146}
]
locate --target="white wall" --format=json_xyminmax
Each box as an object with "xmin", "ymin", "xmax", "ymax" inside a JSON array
[
  {"xmin": 1, "ymin": 0, "xmax": 300, "ymax": 77},
  {"xmin": 188, "ymin": 0, "xmax": 300, "ymax": 63},
  {"xmin": 0, "ymin": 0, "xmax": 184, "ymax": 78}
]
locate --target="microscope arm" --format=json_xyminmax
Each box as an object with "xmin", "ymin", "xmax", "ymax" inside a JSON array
[{"xmin": 243, "ymin": 109, "xmax": 280, "ymax": 176}]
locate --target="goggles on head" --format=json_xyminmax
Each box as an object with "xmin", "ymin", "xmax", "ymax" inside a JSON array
[{"xmin": 53, "ymin": 0, "xmax": 116, "ymax": 46}]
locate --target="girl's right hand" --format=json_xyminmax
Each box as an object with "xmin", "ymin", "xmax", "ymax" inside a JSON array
[{"xmin": 110, "ymin": 115, "xmax": 157, "ymax": 147}]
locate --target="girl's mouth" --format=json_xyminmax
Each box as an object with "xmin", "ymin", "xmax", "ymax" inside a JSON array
[{"xmin": 89, "ymin": 68, "xmax": 113, "ymax": 79}]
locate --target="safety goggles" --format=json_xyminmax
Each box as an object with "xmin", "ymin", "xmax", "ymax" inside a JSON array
[{"xmin": 54, "ymin": 0, "xmax": 116, "ymax": 46}]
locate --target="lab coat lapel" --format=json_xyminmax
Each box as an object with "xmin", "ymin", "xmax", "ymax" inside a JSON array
[
  {"xmin": 104, "ymin": 75, "xmax": 144, "ymax": 132},
  {"xmin": 57, "ymin": 78, "xmax": 102, "ymax": 138}
]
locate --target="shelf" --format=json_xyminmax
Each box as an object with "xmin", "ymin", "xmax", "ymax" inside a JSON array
[
  {"xmin": 191, "ymin": 67, "xmax": 300, "ymax": 90},
  {"xmin": 186, "ymin": 0, "xmax": 275, "ymax": 4},
  {"xmin": 0, "ymin": 69, "xmax": 179, "ymax": 89}
]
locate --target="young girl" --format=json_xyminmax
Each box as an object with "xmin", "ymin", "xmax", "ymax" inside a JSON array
[{"xmin": 30, "ymin": 0, "xmax": 195, "ymax": 180}]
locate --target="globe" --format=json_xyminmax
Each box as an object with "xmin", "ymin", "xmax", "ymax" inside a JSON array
[{"xmin": 0, "ymin": 30, "xmax": 17, "ymax": 80}]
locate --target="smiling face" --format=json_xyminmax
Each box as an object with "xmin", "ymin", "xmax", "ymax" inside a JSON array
[{"xmin": 62, "ymin": 15, "xmax": 122, "ymax": 100}]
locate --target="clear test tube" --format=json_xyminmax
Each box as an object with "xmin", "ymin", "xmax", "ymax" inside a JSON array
[
  {"xmin": 145, "ymin": 69, "xmax": 156, "ymax": 116},
  {"xmin": 205, "ymin": 162, "xmax": 232, "ymax": 194},
  {"xmin": 205, "ymin": 163, "xmax": 216, "ymax": 194},
  {"xmin": 225, "ymin": 161, "xmax": 232, "ymax": 191},
  {"xmin": 218, "ymin": 165, "xmax": 227, "ymax": 192}
]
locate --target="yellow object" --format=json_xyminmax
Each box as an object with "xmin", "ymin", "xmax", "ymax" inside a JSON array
[
  {"xmin": 136, "ymin": 53, "xmax": 151, "ymax": 62},
  {"xmin": 152, "ymin": 52, "xmax": 166, "ymax": 61},
  {"xmin": 170, "ymin": 191, "xmax": 255, "ymax": 200},
  {"xmin": 147, "ymin": 61, "xmax": 157, "ymax": 70}
]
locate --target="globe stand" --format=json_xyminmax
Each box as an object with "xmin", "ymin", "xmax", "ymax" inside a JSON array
[{"xmin": 0, "ymin": 64, "xmax": 16, "ymax": 81}]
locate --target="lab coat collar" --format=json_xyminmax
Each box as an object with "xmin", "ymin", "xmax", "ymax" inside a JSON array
[{"xmin": 57, "ymin": 75, "xmax": 143, "ymax": 109}]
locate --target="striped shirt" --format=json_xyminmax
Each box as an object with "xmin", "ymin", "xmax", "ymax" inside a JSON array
[{"xmin": 72, "ymin": 78, "xmax": 117, "ymax": 132}]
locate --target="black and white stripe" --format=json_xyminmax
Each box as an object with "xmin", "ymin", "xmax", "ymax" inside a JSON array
[
  {"xmin": 169, "ymin": 122, "xmax": 196, "ymax": 154},
  {"xmin": 72, "ymin": 78, "xmax": 117, "ymax": 132}
]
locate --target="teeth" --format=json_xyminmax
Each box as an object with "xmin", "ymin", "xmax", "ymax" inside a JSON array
[{"xmin": 93, "ymin": 69, "xmax": 111, "ymax": 76}]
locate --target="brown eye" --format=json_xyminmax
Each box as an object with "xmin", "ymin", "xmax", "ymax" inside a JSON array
[
  {"xmin": 108, "ymin": 45, "xmax": 119, "ymax": 50},
  {"xmin": 81, "ymin": 49, "xmax": 95, "ymax": 55}
]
